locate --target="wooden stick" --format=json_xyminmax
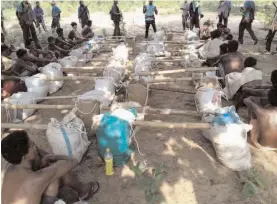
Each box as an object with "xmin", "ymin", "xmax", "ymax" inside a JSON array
[
  {"xmin": 62, "ymin": 67, "xmax": 104, "ymax": 73},
  {"xmin": 147, "ymin": 77, "xmax": 223, "ymax": 84},
  {"xmin": 144, "ymin": 107, "xmax": 199, "ymax": 116},
  {"xmin": 149, "ymin": 86, "xmax": 197, "ymax": 94},
  {"xmin": 2, "ymin": 121, "xmax": 211, "ymax": 130},
  {"xmin": 131, "ymin": 67, "xmax": 218, "ymax": 77},
  {"xmin": 2, "ymin": 75, "xmax": 96, "ymax": 81},
  {"xmin": 2, "ymin": 104, "xmax": 75, "ymax": 110},
  {"xmin": 154, "ymin": 59, "xmax": 184, "ymax": 62},
  {"xmin": 133, "ymin": 121, "xmax": 211, "ymax": 129},
  {"xmin": 1, "ymin": 123, "xmax": 48, "ymax": 130},
  {"xmin": 4, "ymin": 95, "xmax": 79, "ymax": 102}
]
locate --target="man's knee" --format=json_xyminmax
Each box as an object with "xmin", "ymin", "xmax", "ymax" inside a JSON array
[{"xmin": 44, "ymin": 179, "xmax": 60, "ymax": 197}]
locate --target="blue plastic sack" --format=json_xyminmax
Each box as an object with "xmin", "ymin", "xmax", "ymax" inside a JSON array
[
  {"xmin": 96, "ymin": 113, "xmax": 133, "ymax": 167},
  {"xmin": 212, "ymin": 106, "xmax": 241, "ymax": 126}
]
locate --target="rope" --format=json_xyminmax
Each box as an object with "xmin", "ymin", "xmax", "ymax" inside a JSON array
[{"xmin": 74, "ymin": 98, "xmax": 98, "ymax": 115}]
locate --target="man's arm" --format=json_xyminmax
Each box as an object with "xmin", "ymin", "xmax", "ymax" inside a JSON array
[
  {"xmin": 143, "ymin": 5, "xmax": 146, "ymax": 14},
  {"xmin": 244, "ymin": 96, "xmax": 261, "ymax": 115},
  {"xmin": 56, "ymin": 37, "xmax": 74, "ymax": 47},
  {"xmin": 155, "ymin": 6, "xmax": 158, "ymax": 15}
]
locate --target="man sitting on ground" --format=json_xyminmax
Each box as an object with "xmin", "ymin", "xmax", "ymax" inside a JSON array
[
  {"xmin": 26, "ymin": 38, "xmax": 57, "ymax": 61},
  {"xmin": 198, "ymin": 29, "xmax": 224, "ymax": 66},
  {"xmin": 1, "ymin": 33, "xmax": 16, "ymax": 53},
  {"xmin": 48, "ymin": 36, "xmax": 70, "ymax": 58},
  {"xmin": 11, "ymin": 49, "xmax": 39, "ymax": 77},
  {"xmin": 81, "ymin": 20, "xmax": 94, "ymax": 39},
  {"xmin": 1, "ymin": 130, "xmax": 99, "ymax": 204},
  {"xmin": 56, "ymin": 28, "xmax": 75, "ymax": 49},
  {"xmin": 68, "ymin": 22, "xmax": 87, "ymax": 44},
  {"xmin": 244, "ymin": 84, "xmax": 277, "ymax": 149},
  {"xmin": 198, "ymin": 21, "xmax": 211, "ymax": 40}
]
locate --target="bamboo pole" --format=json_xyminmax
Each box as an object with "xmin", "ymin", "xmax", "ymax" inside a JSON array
[
  {"xmin": 147, "ymin": 76, "xmax": 223, "ymax": 84},
  {"xmin": 131, "ymin": 67, "xmax": 218, "ymax": 77},
  {"xmin": 133, "ymin": 121, "xmax": 211, "ymax": 129},
  {"xmin": 2, "ymin": 104, "xmax": 75, "ymax": 110},
  {"xmin": 149, "ymin": 85, "xmax": 197, "ymax": 94},
  {"xmin": 1, "ymin": 123, "xmax": 48, "ymax": 130},
  {"xmin": 144, "ymin": 107, "xmax": 199, "ymax": 116},
  {"xmin": 2, "ymin": 75, "xmax": 96, "ymax": 81},
  {"xmin": 4, "ymin": 95, "xmax": 79, "ymax": 102},
  {"xmin": 2, "ymin": 121, "xmax": 211, "ymax": 130},
  {"xmin": 62, "ymin": 67, "xmax": 104, "ymax": 73}
]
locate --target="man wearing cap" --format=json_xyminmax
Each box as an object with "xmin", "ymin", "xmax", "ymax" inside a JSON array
[{"xmin": 143, "ymin": 0, "xmax": 158, "ymax": 38}]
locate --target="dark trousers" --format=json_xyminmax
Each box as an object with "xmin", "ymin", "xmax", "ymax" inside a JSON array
[
  {"xmin": 81, "ymin": 18, "xmax": 89, "ymax": 28},
  {"xmin": 145, "ymin": 20, "xmax": 156, "ymax": 38},
  {"xmin": 36, "ymin": 17, "xmax": 47, "ymax": 32},
  {"xmin": 266, "ymin": 29, "xmax": 276, "ymax": 52},
  {"xmin": 238, "ymin": 20, "xmax": 257, "ymax": 43},
  {"xmin": 182, "ymin": 14, "xmax": 189, "ymax": 30},
  {"xmin": 21, "ymin": 22, "xmax": 40, "ymax": 48},
  {"xmin": 113, "ymin": 20, "xmax": 121, "ymax": 37},
  {"xmin": 51, "ymin": 16, "xmax": 60, "ymax": 29},
  {"xmin": 190, "ymin": 15, "xmax": 200, "ymax": 30},
  {"xmin": 218, "ymin": 14, "xmax": 228, "ymax": 26}
]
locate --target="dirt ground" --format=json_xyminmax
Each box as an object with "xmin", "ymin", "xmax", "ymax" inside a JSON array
[{"xmin": 2, "ymin": 12, "xmax": 277, "ymax": 204}]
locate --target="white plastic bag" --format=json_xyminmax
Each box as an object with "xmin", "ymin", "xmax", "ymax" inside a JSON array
[
  {"xmin": 46, "ymin": 112, "xmax": 90, "ymax": 163},
  {"xmin": 79, "ymin": 89, "xmax": 114, "ymax": 106},
  {"xmin": 112, "ymin": 44, "xmax": 129, "ymax": 63},
  {"xmin": 24, "ymin": 73, "xmax": 49, "ymax": 101},
  {"xmin": 202, "ymin": 123, "xmax": 251, "ymax": 171},
  {"xmin": 95, "ymin": 77, "xmax": 115, "ymax": 96},
  {"xmin": 195, "ymin": 87, "xmax": 222, "ymax": 113},
  {"xmin": 59, "ymin": 56, "xmax": 78, "ymax": 68},
  {"xmin": 41, "ymin": 63, "xmax": 64, "ymax": 94},
  {"xmin": 3, "ymin": 92, "xmax": 36, "ymax": 121},
  {"xmin": 150, "ymin": 29, "xmax": 166, "ymax": 42},
  {"xmin": 146, "ymin": 42, "xmax": 165, "ymax": 55},
  {"xmin": 133, "ymin": 53, "xmax": 154, "ymax": 73},
  {"xmin": 70, "ymin": 49, "xmax": 86, "ymax": 67}
]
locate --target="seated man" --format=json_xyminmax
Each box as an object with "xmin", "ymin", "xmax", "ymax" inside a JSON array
[
  {"xmin": 198, "ymin": 21, "xmax": 211, "ymax": 40},
  {"xmin": 56, "ymin": 28, "xmax": 75, "ymax": 49},
  {"xmin": 244, "ymin": 88, "xmax": 277, "ymax": 149},
  {"xmin": 11, "ymin": 49, "xmax": 38, "ymax": 77},
  {"xmin": 48, "ymin": 36, "xmax": 70, "ymax": 58},
  {"xmin": 198, "ymin": 29, "xmax": 224, "ymax": 66},
  {"xmin": 82, "ymin": 20, "xmax": 94, "ymax": 39},
  {"xmin": 215, "ymin": 40, "xmax": 244, "ymax": 77},
  {"xmin": 68, "ymin": 22, "xmax": 87, "ymax": 44},
  {"xmin": 1, "ymin": 32, "xmax": 16, "ymax": 53},
  {"xmin": 1, "ymin": 130, "xmax": 99, "ymax": 204},
  {"xmin": 26, "ymin": 38, "xmax": 57, "ymax": 62}
]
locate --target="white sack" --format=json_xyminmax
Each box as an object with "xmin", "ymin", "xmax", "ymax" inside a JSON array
[
  {"xmin": 195, "ymin": 87, "xmax": 222, "ymax": 113},
  {"xmin": 46, "ymin": 112, "xmax": 90, "ymax": 163},
  {"xmin": 24, "ymin": 73, "xmax": 49, "ymax": 101},
  {"xmin": 59, "ymin": 56, "xmax": 78, "ymax": 68}
]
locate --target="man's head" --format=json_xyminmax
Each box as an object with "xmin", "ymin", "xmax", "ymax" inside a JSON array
[
  {"xmin": 87, "ymin": 20, "xmax": 92, "ymax": 27},
  {"xmin": 1, "ymin": 45, "xmax": 11, "ymax": 56},
  {"xmin": 47, "ymin": 36, "xmax": 55, "ymax": 44},
  {"xmin": 26, "ymin": 38, "xmax": 36, "ymax": 49},
  {"xmin": 228, "ymin": 40, "xmax": 239, "ymax": 52},
  {"xmin": 1, "ymin": 131, "xmax": 38, "ymax": 165},
  {"xmin": 16, "ymin": 49, "xmax": 28, "ymax": 59},
  {"xmin": 220, "ymin": 43, "xmax": 229, "ymax": 55},
  {"xmin": 244, "ymin": 57, "xmax": 257, "ymax": 68},
  {"xmin": 226, "ymin": 34, "xmax": 233, "ymax": 41},
  {"xmin": 71, "ymin": 22, "xmax": 77, "ymax": 30},
  {"xmin": 203, "ymin": 22, "xmax": 210, "ymax": 30},
  {"xmin": 271, "ymin": 70, "xmax": 277, "ymax": 88},
  {"xmin": 51, "ymin": 1, "xmax": 56, "ymax": 6},
  {"xmin": 149, "ymin": 0, "xmax": 153, "ymax": 5},
  {"xmin": 217, "ymin": 22, "xmax": 224, "ymax": 31},
  {"xmin": 210, "ymin": 29, "xmax": 221, "ymax": 40},
  {"xmin": 56, "ymin": 28, "xmax": 63, "ymax": 36},
  {"xmin": 114, "ymin": 1, "xmax": 118, "ymax": 5},
  {"xmin": 79, "ymin": 1, "xmax": 84, "ymax": 6},
  {"xmin": 36, "ymin": 1, "xmax": 40, "ymax": 6}
]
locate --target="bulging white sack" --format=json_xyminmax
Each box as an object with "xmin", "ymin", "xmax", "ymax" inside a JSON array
[
  {"xmin": 46, "ymin": 112, "xmax": 90, "ymax": 163},
  {"xmin": 24, "ymin": 73, "xmax": 49, "ymax": 101},
  {"xmin": 95, "ymin": 77, "xmax": 115, "ymax": 96},
  {"xmin": 79, "ymin": 89, "xmax": 113, "ymax": 106},
  {"xmin": 41, "ymin": 63, "xmax": 64, "ymax": 94},
  {"xmin": 59, "ymin": 56, "xmax": 78, "ymax": 68},
  {"xmin": 112, "ymin": 44, "xmax": 129, "ymax": 63},
  {"xmin": 195, "ymin": 87, "xmax": 222, "ymax": 113},
  {"xmin": 70, "ymin": 49, "xmax": 86, "ymax": 67}
]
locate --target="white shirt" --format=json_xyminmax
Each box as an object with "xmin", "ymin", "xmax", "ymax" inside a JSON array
[{"xmin": 199, "ymin": 38, "xmax": 224, "ymax": 59}]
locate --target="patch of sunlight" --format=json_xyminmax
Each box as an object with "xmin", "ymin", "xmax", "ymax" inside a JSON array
[
  {"xmin": 120, "ymin": 164, "xmax": 136, "ymax": 179},
  {"xmin": 177, "ymin": 158, "xmax": 190, "ymax": 167},
  {"xmin": 160, "ymin": 179, "xmax": 198, "ymax": 204},
  {"xmin": 75, "ymin": 81, "xmax": 81, "ymax": 84},
  {"xmin": 162, "ymin": 138, "xmax": 182, "ymax": 156},
  {"xmin": 60, "ymin": 109, "xmax": 69, "ymax": 114},
  {"xmin": 198, "ymin": 169, "xmax": 204, "ymax": 175}
]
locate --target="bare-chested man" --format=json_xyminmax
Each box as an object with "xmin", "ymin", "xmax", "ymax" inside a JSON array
[
  {"xmin": 47, "ymin": 36, "xmax": 70, "ymax": 58},
  {"xmin": 244, "ymin": 87, "xmax": 277, "ymax": 149},
  {"xmin": 81, "ymin": 20, "xmax": 94, "ymax": 39},
  {"xmin": 26, "ymin": 38, "xmax": 57, "ymax": 62},
  {"xmin": 56, "ymin": 28, "xmax": 75, "ymax": 50},
  {"xmin": 68, "ymin": 22, "xmax": 87, "ymax": 44},
  {"xmin": 11, "ymin": 49, "xmax": 38, "ymax": 77},
  {"xmin": 1, "ymin": 130, "xmax": 99, "ymax": 204}
]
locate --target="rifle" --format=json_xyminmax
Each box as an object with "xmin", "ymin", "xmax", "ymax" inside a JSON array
[{"xmin": 79, "ymin": 2, "xmax": 92, "ymax": 19}]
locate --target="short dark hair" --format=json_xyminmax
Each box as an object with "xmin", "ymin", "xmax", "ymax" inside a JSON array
[
  {"xmin": 217, "ymin": 23, "xmax": 223, "ymax": 29},
  {"xmin": 1, "ymin": 45, "xmax": 9, "ymax": 53},
  {"xmin": 87, "ymin": 20, "xmax": 92, "ymax": 26},
  {"xmin": 210, "ymin": 29, "xmax": 221, "ymax": 39},
  {"xmin": 228, "ymin": 40, "xmax": 239, "ymax": 52},
  {"xmin": 56, "ymin": 28, "xmax": 63, "ymax": 34},
  {"xmin": 268, "ymin": 88, "xmax": 277, "ymax": 106},
  {"xmin": 1, "ymin": 131, "xmax": 30, "ymax": 165},
  {"xmin": 26, "ymin": 38, "xmax": 34, "ymax": 47},
  {"xmin": 220, "ymin": 43, "xmax": 229, "ymax": 54},
  {"xmin": 47, "ymin": 36, "xmax": 55, "ymax": 42},
  {"xmin": 71, "ymin": 22, "xmax": 77, "ymax": 27},
  {"xmin": 226, "ymin": 34, "xmax": 233, "ymax": 41},
  {"xmin": 16, "ymin": 49, "xmax": 28, "ymax": 58},
  {"xmin": 271, "ymin": 70, "xmax": 277, "ymax": 88},
  {"xmin": 244, "ymin": 57, "xmax": 257, "ymax": 68}
]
